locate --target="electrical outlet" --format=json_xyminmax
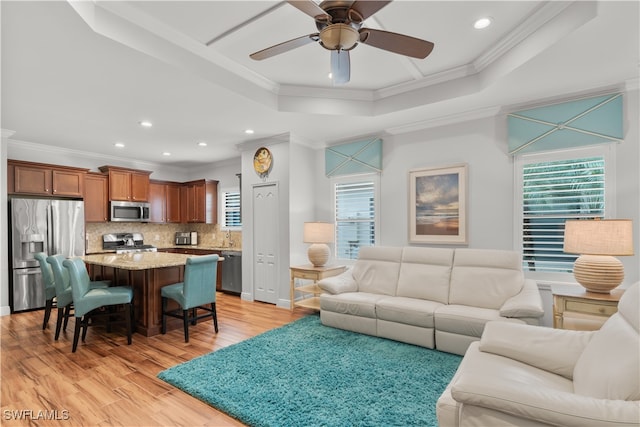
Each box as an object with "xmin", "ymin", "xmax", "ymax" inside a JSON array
[{"xmin": 155, "ymin": 234, "xmax": 160, "ymax": 241}]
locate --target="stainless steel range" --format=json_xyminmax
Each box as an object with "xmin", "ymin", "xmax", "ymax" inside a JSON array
[{"xmin": 102, "ymin": 233, "xmax": 157, "ymax": 253}]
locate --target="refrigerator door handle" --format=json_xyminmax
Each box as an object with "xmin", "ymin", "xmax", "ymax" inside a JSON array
[{"xmin": 47, "ymin": 204, "xmax": 53, "ymax": 253}]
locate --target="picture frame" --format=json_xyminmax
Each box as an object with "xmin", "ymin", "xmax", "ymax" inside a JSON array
[{"xmin": 409, "ymin": 163, "xmax": 468, "ymax": 244}]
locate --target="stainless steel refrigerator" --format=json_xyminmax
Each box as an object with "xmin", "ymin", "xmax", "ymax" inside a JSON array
[{"xmin": 9, "ymin": 198, "xmax": 85, "ymax": 312}]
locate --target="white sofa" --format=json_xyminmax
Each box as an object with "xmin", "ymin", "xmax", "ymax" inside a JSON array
[
  {"xmin": 318, "ymin": 246, "xmax": 544, "ymax": 355},
  {"xmin": 437, "ymin": 282, "xmax": 640, "ymax": 427}
]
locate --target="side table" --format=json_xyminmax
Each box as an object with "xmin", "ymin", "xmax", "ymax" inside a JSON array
[
  {"xmin": 552, "ymin": 285, "xmax": 624, "ymax": 330},
  {"xmin": 290, "ymin": 264, "xmax": 346, "ymax": 311}
]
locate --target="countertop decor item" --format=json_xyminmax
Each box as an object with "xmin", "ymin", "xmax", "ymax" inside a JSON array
[
  {"xmin": 303, "ymin": 221, "xmax": 334, "ymax": 267},
  {"xmin": 563, "ymin": 219, "xmax": 633, "ymax": 293},
  {"xmin": 253, "ymin": 146, "xmax": 272, "ymax": 178}
]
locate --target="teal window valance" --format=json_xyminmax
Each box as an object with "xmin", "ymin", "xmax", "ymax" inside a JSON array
[
  {"xmin": 325, "ymin": 138, "xmax": 382, "ymax": 177},
  {"xmin": 508, "ymin": 93, "xmax": 623, "ymax": 155}
]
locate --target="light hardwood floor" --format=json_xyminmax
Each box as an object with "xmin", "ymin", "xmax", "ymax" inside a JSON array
[{"xmin": 1, "ymin": 293, "xmax": 313, "ymax": 426}]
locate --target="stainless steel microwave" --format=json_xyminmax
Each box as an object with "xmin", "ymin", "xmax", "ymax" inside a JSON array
[{"xmin": 110, "ymin": 201, "xmax": 150, "ymax": 222}]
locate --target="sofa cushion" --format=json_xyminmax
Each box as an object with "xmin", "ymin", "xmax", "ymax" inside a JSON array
[
  {"xmin": 396, "ymin": 247, "xmax": 454, "ymax": 304},
  {"xmin": 376, "ymin": 296, "xmax": 443, "ymax": 328},
  {"xmin": 573, "ymin": 283, "xmax": 640, "ymax": 401},
  {"xmin": 449, "ymin": 249, "xmax": 524, "ymax": 309},
  {"xmin": 435, "ymin": 304, "xmax": 524, "ymax": 338},
  {"xmin": 352, "ymin": 246, "xmax": 403, "ymax": 296},
  {"xmin": 320, "ymin": 292, "xmax": 382, "ymax": 318}
]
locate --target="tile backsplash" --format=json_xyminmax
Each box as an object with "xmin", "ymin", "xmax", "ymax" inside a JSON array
[{"xmin": 86, "ymin": 222, "xmax": 242, "ymax": 253}]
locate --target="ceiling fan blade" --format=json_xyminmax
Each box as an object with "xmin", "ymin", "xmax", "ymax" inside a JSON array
[
  {"xmin": 349, "ymin": 1, "xmax": 391, "ymax": 21},
  {"xmin": 359, "ymin": 28, "xmax": 434, "ymax": 59},
  {"xmin": 331, "ymin": 50, "xmax": 350, "ymax": 85},
  {"xmin": 250, "ymin": 33, "xmax": 319, "ymax": 60},
  {"xmin": 287, "ymin": 0, "xmax": 331, "ymax": 21}
]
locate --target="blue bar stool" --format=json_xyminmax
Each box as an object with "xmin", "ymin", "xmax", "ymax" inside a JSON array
[{"xmin": 161, "ymin": 255, "xmax": 219, "ymax": 342}]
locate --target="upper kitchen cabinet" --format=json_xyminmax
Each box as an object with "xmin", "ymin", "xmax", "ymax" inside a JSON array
[
  {"xmin": 8, "ymin": 160, "xmax": 88, "ymax": 197},
  {"xmin": 99, "ymin": 165, "xmax": 151, "ymax": 202},
  {"xmin": 149, "ymin": 180, "xmax": 182, "ymax": 223},
  {"xmin": 84, "ymin": 173, "xmax": 109, "ymax": 222},
  {"xmin": 182, "ymin": 179, "xmax": 218, "ymax": 224}
]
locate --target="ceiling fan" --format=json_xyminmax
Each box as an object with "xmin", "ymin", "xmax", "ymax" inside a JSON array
[{"xmin": 249, "ymin": 0, "xmax": 434, "ymax": 85}]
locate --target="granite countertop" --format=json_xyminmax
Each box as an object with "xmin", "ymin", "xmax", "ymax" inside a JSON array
[
  {"xmin": 163, "ymin": 245, "xmax": 240, "ymax": 251},
  {"xmin": 87, "ymin": 245, "xmax": 240, "ymax": 254},
  {"xmin": 83, "ymin": 252, "xmax": 197, "ymax": 270}
]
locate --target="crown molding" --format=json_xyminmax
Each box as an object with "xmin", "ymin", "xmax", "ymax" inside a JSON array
[
  {"xmin": 385, "ymin": 106, "xmax": 501, "ymax": 135},
  {"xmin": 473, "ymin": 1, "xmax": 573, "ymax": 72},
  {"xmin": 7, "ymin": 138, "xmax": 185, "ymax": 175},
  {"xmin": 1, "ymin": 129, "xmax": 16, "ymax": 139},
  {"xmin": 236, "ymin": 132, "xmax": 291, "ymax": 153},
  {"xmin": 72, "ymin": 0, "xmax": 597, "ymax": 118}
]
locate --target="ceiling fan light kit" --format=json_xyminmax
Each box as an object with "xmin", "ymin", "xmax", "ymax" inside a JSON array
[
  {"xmin": 319, "ymin": 24, "xmax": 359, "ymax": 50},
  {"xmin": 250, "ymin": 0, "xmax": 434, "ymax": 85}
]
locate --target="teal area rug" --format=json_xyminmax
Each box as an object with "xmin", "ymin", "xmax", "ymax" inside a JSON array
[{"xmin": 158, "ymin": 315, "xmax": 462, "ymax": 427}]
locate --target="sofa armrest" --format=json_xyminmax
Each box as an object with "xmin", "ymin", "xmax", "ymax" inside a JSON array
[
  {"xmin": 317, "ymin": 268, "xmax": 357, "ymax": 294},
  {"xmin": 500, "ymin": 279, "xmax": 544, "ymax": 318},
  {"xmin": 451, "ymin": 373, "xmax": 640, "ymax": 427},
  {"xmin": 479, "ymin": 321, "xmax": 594, "ymax": 379}
]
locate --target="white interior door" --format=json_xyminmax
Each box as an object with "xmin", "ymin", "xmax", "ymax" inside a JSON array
[{"xmin": 253, "ymin": 183, "xmax": 278, "ymax": 304}]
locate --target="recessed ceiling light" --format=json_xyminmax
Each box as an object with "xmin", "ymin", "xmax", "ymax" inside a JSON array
[
  {"xmin": 162, "ymin": 152, "xmax": 171, "ymax": 156},
  {"xmin": 245, "ymin": 129, "xmax": 254, "ymax": 134},
  {"xmin": 474, "ymin": 17, "xmax": 492, "ymax": 30},
  {"xmin": 114, "ymin": 142, "xmax": 125, "ymax": 148},
  {"xmin": 197, "ymin": 141, "xmax": 208, "ymax": 147},
  {"xmin": 139, "ymin": 120, "xmax": 153, "ymax": 128},
  {"xmin": 328, "ymin": 72, "xmax": 333, "ymax": 79}
]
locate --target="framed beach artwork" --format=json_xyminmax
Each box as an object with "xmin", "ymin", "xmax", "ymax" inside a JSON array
[{"xmin": 409, "ymin": 164, "xmax": 468, "ymax": 244}]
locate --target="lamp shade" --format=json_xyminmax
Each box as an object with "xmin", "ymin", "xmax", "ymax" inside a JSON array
[
  {"xmin": 303, "ymin": 222, "xmax": 334, "ymax": 244},
  {"xmin": 304, "ymin": 222, "xmax": 334, "ymax": 267},
  {"xmin": 564, "ymin": 219, "xmax": 633, "ymax": 293},
  {"xmin": 564, "ymin": 219, "xmax": 633, "ymax": 256}
]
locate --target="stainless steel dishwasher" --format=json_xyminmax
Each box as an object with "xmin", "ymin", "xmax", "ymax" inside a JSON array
[{"xmin": 221, "ymin": 251, "xmax": 242, "ymax": 294}]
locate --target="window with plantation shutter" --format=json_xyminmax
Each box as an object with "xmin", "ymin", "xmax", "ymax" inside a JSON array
[
  {"xmin": 222, "ymin": 191, "xmax": 241, "ymax": 228},
  {"xmin": 334, "ymin": 178, "xmax": 377, "ymax": 260},
  {"xmin": 516, "ymin": 146, "xmax": 613, "ymax": 275}
]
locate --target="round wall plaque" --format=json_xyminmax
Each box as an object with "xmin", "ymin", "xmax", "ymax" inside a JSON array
[{"xmin": 253, "ymin": 147, "xmax": 273, "ymax": 178}]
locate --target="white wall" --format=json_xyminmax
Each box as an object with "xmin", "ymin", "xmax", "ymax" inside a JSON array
[
  {"xmin": 0, "ymin": 131, "xmax": 13, "ymax": 315},
  {"xmin": 239, "ymin": 134, "xmax": 292, "ymax": 307},
  {"xmin": 615, "ymin": 88, "xmax": 640, "ymax": 285},
  {"xmin": 187, "ymin": 156, "xmax": 241, "ymax": 191},
  {"xmin": 288, "ymin": 139, "xmax": 319, "ymax": 268},
  {"xmin": 381, "ymin": 116, "xmax": 514, "ymax": 249}
]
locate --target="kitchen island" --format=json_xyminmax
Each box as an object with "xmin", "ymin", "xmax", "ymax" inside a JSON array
[{"xmin": 82, "ymin": 252, "xmax": 220, "ymax": 337}]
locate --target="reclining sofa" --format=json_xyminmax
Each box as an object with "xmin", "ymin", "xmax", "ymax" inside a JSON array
[
  {"xmin": 437, "ymin": 282, "xmax": 640, "ymax": 426},
  {"xmin": 318, "ymin": 246, "xmax": 544, "ymax": 355}
]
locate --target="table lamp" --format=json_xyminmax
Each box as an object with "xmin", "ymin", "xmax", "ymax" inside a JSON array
[
  {"xmin": 304, "ymin": 222, "xmax": 334, "ymax": 267},
  {"xmin": 563, "ymin": 219, "xmax": 633, "ymax": 293}
]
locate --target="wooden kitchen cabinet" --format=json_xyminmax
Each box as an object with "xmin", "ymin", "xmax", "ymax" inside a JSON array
[
  {"xmin": 182, "ymin": 179, "xmax": 218, "ymax": 224},
  {"xmin": 84, "ymin": 173, "xmax": 109, "ymax": 222},
  {"xmin": 166, "ymin": 183, "xmax": 182, "ymax": 223},
  {"xmin": 8, "ymin": 160, "xmax": 87, "ymax": 197},
  {"xmin": 99, "ymin": 165, "xmax": 151, "ymax": 202},
  {"xmin": 149, "ymin": 181, "xmax": 166, "ymax": 223},
  {"xmin": 149, "ymin": 180, "xmax": 183, "ymax": 223}
]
